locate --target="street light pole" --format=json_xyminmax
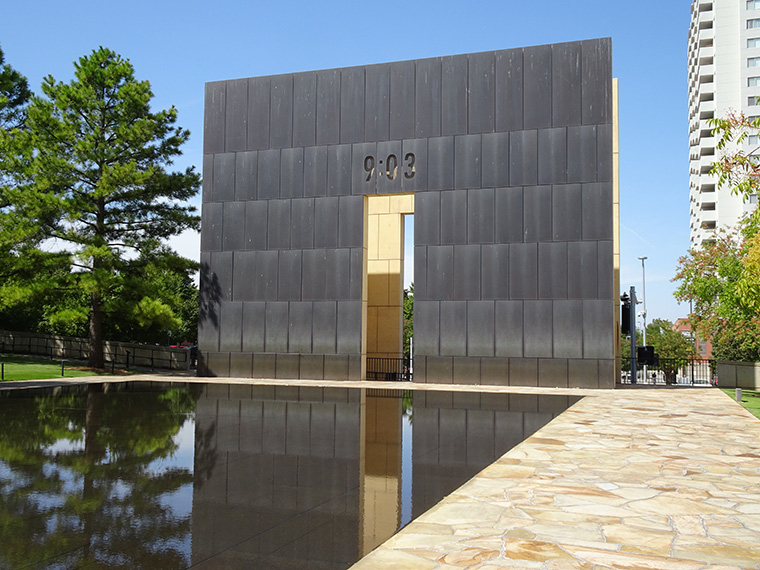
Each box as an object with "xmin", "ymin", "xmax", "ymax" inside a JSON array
[
  {"xmin": 638, "ymin": 256, "xmax": 647, "ymax": 346},
  {"xmin": 639, "ymin": 256, "xmax": 648, "ymax": 383}
]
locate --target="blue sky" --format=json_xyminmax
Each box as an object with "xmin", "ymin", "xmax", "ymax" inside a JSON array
[{"xmin": 3, "ymin": 0, "xmax": 690, "ymax": 324}]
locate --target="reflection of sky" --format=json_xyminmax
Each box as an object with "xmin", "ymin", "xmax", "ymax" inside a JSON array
[
  {"xmin": 157, "ymin": 419, "xmax": 195, "ymax": 521},
  {"xmin": 45, "ymin": 437, "xmax": 85, "ymax": 455},
  {"xmin": 155, "ymin": 419, "xmax": 195, "ymax": 473},
  {"xmin": 175, "ymin": 419, "xmax": 196, "ymax": 471},
  {"xmin": 145, "ymin": 417, "xmax": 195, "ymax": 561},
  {"xmin": 400, "ymin": 413, "xmax": 412, "ymax": 526},
  {"xmin": 6, "ymin": 418, "xmax": 199, "ymax": 530},
  {"xmin": 0, "ymin": 409, "xmax": 197, "ymax": 567},
  {"xmin": 0, "ymin": 462, "xmax": 12, "ymax": 482}
]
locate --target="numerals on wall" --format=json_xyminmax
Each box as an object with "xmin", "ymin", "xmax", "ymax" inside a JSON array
[{"xmin": 363, "ymin": 153, "xmax": 416, "ymax": 182}]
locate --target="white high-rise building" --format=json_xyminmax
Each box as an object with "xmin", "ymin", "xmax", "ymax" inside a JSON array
[{"xmin": 688, "ymin": 0, "xmax": 760, "ymax": 247}]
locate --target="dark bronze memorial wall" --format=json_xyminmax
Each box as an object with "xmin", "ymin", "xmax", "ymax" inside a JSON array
[{"xmin": 199, "ymin": 38, "xmax": 616, "ymax": 388}]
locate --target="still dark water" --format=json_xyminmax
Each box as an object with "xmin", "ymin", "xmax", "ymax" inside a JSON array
[{"xmin": 0, "ymin": 382, "xmax": 580, "ymax": 569}]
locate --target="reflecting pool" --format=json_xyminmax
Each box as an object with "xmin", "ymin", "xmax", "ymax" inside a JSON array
[{"xmin": 0, "ymin": 382, "xmax": 580, "ymax": 569}]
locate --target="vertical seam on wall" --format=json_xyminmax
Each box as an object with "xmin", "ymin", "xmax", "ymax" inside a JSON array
[
  {"xmin": 222, "ymin": 82, "xmax": 228, "ymax": 153},
  {"xmin": 244, "ymin": 78, "xmax": 250, "ymax": 152},
  {"xmin": 465, "ymin": 54, "xmax": 470, "ymax": 136},
  {"xmin": 337, "ymin": 70, "xmax": 342, "ymax": 145},
  {"xmin": 289, "ymin": 73, "xmax": 294, "ymax": 150}
]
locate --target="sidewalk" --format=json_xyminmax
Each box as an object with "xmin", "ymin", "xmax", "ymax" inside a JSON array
[{"xmin": 351, "ymin": 388, "xmax": 760, "ymax": 569}]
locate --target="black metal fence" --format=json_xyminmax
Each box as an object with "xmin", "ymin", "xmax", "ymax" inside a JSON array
[
  {"xmin": 620, "ymin": 357, "xmax": 716, "ymax": 386},
  {"xmin": 366, "ymin": 357, "xmax": 412, "ymax": 382},
  {"xmin": 0, "ymin": 330, "xmax": 191, "ymax": 371}
]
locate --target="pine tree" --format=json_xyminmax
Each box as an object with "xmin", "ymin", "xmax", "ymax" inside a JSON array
[
  {"xmin": 0, "ymin": 48, "xmax": 200, "ymax": 367},
  {"xmin": 0, "ymin": 44, "xmax": 31, "ymax": 130}
]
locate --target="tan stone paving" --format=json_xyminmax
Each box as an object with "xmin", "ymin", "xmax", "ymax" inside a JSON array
[
  {"xmin": 3, "ymin": 376, "xmax": 759, "ymax": 568},
  {"xmin": 350, "ymin": 388, "xmax": 760, "ymax": 570}
]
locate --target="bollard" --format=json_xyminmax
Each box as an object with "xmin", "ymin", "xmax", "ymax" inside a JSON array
[
  {"xmin": 61, "ymin": 359, "xmax": 65, "ymax": 377},
  {"xmin": 1, "ymin": 362, "xmax": 3, "ymax": 381},
  {"xmin": 736, "ymin": 388, "xmax": 742, "ymax": 403}
]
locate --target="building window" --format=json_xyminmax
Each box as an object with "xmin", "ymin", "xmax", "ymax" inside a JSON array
[
  {"xmin": 750, "ymin": 194, "xmax": 759, "ymax": 204},
  {"xmin": 749, "ymin": 76, "xmax": 760, "ymax": 86},
  {"xmin": 750, "ymin": 38, "xmax": 760, "ymax": 48},
  {"xmin": 749, "ymin": 0, "xmax": 760, "ymax": 8},
  {"xmin": 749, "ymin": 56, "xmax": 760, "ymax": 67},
  {"xmin": 748, "ymin": 18, "xmax": 760, "ymax": 28},
  {"xmin": 750, "ymin": 96, "xmax": 760, "ymax": 106},
  {"xmin": 748, "ymin": 135, "xmax": 760, "ymax": 144}
]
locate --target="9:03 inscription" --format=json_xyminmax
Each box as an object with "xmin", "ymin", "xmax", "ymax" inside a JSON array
[{"xmin": 364, "ymin": 153, "xmax": 415, "ymax": 181}]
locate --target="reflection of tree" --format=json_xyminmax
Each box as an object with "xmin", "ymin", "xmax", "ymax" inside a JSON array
[
  {"xmin": 192, "ymin": 417, "xmax": 217, "ymax": 491},
  {"xmin": 401, "ymin": 390, "xmax": 413, "ymax": 422},
  {"xmin": 0, "ymin": 383, "xmax": 199, "ymax": 569}
]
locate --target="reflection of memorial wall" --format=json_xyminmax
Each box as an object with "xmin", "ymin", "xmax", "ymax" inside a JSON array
[
  {"xmin": 191, "ymin": 384, "xmax": 362, "ymax": 569},
  {"xmin": 190, "ymin": 385, "xmax": 578, "ymax": 565},
  {"xmin": 411, "ymin": 391, "xmax": 579, "ymax": 517}
]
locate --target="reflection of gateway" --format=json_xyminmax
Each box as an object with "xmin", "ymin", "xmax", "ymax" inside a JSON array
[
  {"xmin": 190, "ymin": 384, "xmax": 579, "ymax": 566},
  {"xmin": 0, "ymin": 381, "xmax": 578, "ymax": 568},
  {"xmin": 199, "ymin": 39, "xmax": 619, "ymax": 388}
]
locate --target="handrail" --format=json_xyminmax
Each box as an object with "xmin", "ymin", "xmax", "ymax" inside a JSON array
[
  {"xmin": 366, "ymin": 357, "xmax": 412, "ymax": 382},
  {"xmin": 0, "ymin": 330, "xmax": 190, "ymax": 371},
  {"xmin": 619, "ymin": 357, "xmax": 715, "ymax": 386}
]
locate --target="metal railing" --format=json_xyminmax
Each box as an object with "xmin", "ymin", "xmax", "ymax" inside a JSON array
[
  {"xmin": 0, "ymin": 330, "xmax": 190, "ymax": 371},
  {"xmin": 366, "ymin": 357, "xmax": 412, "ymax": 382},
  {"xmin": 620, "ymin": 357, "xmax": 716, "ymax": 386}
]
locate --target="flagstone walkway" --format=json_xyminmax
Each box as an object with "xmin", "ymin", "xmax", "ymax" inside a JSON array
[{"xmin": 351, "ymin": 388, "xmax": 760, "ymax": 569}]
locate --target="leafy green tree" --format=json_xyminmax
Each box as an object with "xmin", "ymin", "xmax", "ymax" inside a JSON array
[
  {"xmin": 709, "ymin": 111, "xmax": 760, "ymax": 200},
  {"xmin": 644, "ymin": 318, "xmax": 697, "ymax": 383},
  {"xmin": 672, "ymin": 111, "xmax": 760, "ymax": 362},
  {"xmin": 0, "ymin": 45, "xmax": 35, "ymax": 290},
  {"xmin": 0, "ymin": 44, "xmax": 31, "ymax": 130},
  {"xmin": 0, "ymin": 255, "xmax": 199, "ymax": 345},
  {"xmin": 0, "ymin": 48, "xmax": 200, "ymax": 367},
  {"xmin": 674, "ymin": 224, "xmax": 760, "ymax": 362},
  {"xmin": 403, "ymin": 284, "xmax": 413, "ymax": 358},
  {"xmin": 644, "ymin": 320, "xmax": 694, "ymax": 360},
  {"xmin": 738, "ymin": 229, "xmax": 760, "ymax": 313},
  {"xmin": 106, "ymin": 257, "xmax": 199, "ymax": 344}
]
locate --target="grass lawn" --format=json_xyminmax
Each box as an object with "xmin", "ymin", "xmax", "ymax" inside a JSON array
[
  {"xmin": 0, "ymin": 355, "xmax": 107, "ymax": 382},
  {"xmin": 721, "ymin": 388, "xmax": 760, "ymax": 420}
]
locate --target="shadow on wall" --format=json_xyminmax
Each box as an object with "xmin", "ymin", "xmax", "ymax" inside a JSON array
[{"xmin": 197, "ymin": 262, "xmax": 222, "ymax": 376}]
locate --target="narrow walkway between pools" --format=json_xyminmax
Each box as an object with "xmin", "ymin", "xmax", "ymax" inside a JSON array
[{"xmin": 349, "ymin": 387, "xmax": 760, "ymax": 569}]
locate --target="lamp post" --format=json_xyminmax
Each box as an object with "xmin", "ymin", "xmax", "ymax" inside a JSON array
[
  {"xmin": 638, "ymin": 256, "xmax": 648, "ymax": 383},
  {"xmin": 638, "ymin": 257, "xmax": 647, "ymax": 346}
]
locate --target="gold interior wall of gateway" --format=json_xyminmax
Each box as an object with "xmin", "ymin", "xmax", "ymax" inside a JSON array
[
  {"xmin": 363, "ymin": 194, "xmax": 414, "ymax": 368},
  {"xmin": 359, "ymin": 392, "xmax": 402, "ymax": 556},
  {"xmin": 613, "ymin": 78, "xmax": 621, "ymax": 380}
]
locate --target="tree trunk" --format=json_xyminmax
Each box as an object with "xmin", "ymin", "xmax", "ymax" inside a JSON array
[
  {"xmin": 82, "ymin": 384, "xmax": 104, "ymax": 562},
  {"xmin": 89, "ymin": 194, "xmax": 106, "ymax": 369},
  {"xmin": 89, "ymin": 292, "xmax": 104, "ymax": 368}
]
